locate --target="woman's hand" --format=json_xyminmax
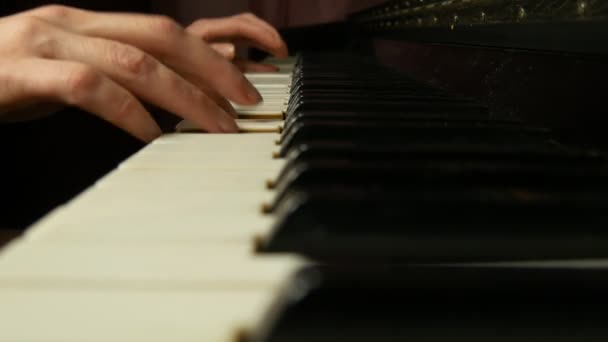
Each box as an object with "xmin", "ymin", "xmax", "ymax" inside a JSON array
[{"xmin": 0, "ymin": 5, "xmax": 270, "ymax": 141}]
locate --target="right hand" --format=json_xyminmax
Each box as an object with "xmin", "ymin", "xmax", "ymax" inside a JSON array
[{"xmin": 0, "ymin": 5, "xmax": 265, "ymax": 142}]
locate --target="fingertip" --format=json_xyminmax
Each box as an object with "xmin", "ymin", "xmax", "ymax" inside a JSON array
[
  {"xmin": 218, "ymin": 112, "xmax": 239, "ymax": 133},
  {"xmin": 243, "ymin": 80, "xmax": 263, "ymax": 104},
  {"xmin": 276, "ymin": 42, "xmax": 289, "ymax": 59},
  {"xmin": 141, "ymin": 121, "xmax": 163, "ymax": 142},
  {"xmin": 270, "ymin": 39, "xmax": 289, "ymax": 59}
]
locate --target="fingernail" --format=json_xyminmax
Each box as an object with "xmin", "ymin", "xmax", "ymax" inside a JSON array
[{"xmin": 219, "ymin": 112, "xmax": 239, "ymax": 133}]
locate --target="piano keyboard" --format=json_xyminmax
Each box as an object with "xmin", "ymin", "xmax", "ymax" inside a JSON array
[
  {"xmin": 2, "ymin": 53, "xmax": 608, "ymax": 341},
  {"xmin": 0, "ymin": 57, "xmax": 299, "ymax": 342}
]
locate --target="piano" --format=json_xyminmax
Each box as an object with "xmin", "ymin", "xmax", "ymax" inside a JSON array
[{"xmin": 1, "ymin": 0, "xmax": 608, "ymax": 340}]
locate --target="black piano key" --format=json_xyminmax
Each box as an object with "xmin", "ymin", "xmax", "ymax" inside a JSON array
[
  {"xmin": 281, "ymin": 116, "xmax": 520, "ymax": 141},
  {"xmin": 281, "ymin": 112, "xmax": 515, "ymax": 134},
  {"xmin": 278, "ymin": 121, "xmax": 550, "ymax": 157},
  {"xmin": 269, "ymin": 158, "xmax": 608, "ymax": 208},
  {"xmin": 255, "ymin": 266, "xmax": 608, "ymax": 342},
  {"xmin": 286, "ymin": 93, "xmax": 477, "ymax": 110},
  {"xmin": 263, "ymin": 52, "xmax": 608, "ymax": 262},
  {"xmin": 259, "ymin": 188, "xmax": 608, "ymax": 261},
  {"xmin": 282, "ymin": 140, "xmax": 602, "ymax": 164},
  {"xmin": 286, "ymin": 99, "xmax": 488, "ymax": 117}
]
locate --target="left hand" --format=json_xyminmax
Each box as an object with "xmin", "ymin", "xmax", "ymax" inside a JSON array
[{"xmin": 187, "ymin": 13, "xmax": 289, "ymax": 72}]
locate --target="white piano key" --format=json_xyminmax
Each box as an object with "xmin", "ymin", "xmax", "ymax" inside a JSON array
[
  {"xmin": 0, "ymin": 57, "xmax": 296, "ymax": 342},
  {"xmin": 254, "ymin": 87, "xmax": 290, "ymax": 94},
  {"xmin": 177, "ymin": 119, "xmax": 283, "ymax": 134},
  {"xmin": 150, "ymin": 132, "xmax": 278, "ymax": 148},
  {"xmin": 51, "ymin": 184, "xmax": 273, "ymax": 214},
  {"xmin": 0, "ymin": 240, "xmax": 303, "ymax": 288},
  {"xmin": 0, "ymin": 288, "xmax": 285, "ymax": 342},
  {"xmin": 133, "ymin": 133, "xmax": 280, "ymax": 161},
  {"xmin": 245, "ymin": 72, "xmax": 292, "ymax": 80},
  {"xmin": 120, "ymin": 151, "xmax": 284, "ymax": 170},
  {"xmin": 236, "ymin": 119, "xmax": 283, "ymax": 133},
  {"xmin": 251, "ymin": 83, "xmax": 290, "ymax": 90},
  {"xmin": 93, "ymin": 169, "xmax": 270, "ymax": 192},
  {"xmin": 236, "ymin": 107, "xmax": 284, "ymax": 118},
  {"xmin": 25, "ymin": 184, "xmax": 276, "ymax": 241},
  {"xmin": 26, "ymin": 209, "xmax": 275, "ymax": 242},
  {"xmin": 233, "ymin": 101, "xmax": 287, "ymax": 109}
]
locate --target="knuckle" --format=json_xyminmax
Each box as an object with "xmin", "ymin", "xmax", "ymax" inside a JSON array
[
  {"xmin": 12, "ymin": 16, "xmax": 45, "ymax": 40},
  {"xmin": 36, "ymin": 5, "xmax": 71, "ymax": 18},
  {"xmin": 150, "ymin": 15, "xmax": 182, "ymax": 36},
  {"xmin": 65, "ymin": 66, "xmax": 101, "ymax": 104},
  {"xmin": 109, "ymin": 45, "xmax": 155, "ymax": 77}
]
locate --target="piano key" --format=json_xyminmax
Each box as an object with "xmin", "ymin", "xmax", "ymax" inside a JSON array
[
  {"xmin": 121, "ymin": 133, "xmax": 280, "ymax": 169},
  {"xmin": 0, "ymin": 240, "xmax": 304, "ymax": 289},
  {"xmin": 280, "ymin": 116, "xmax": 522, "ymax": 142},
  {"xmin": 278, "ymin": 121, "xmax": 550, "ymax": 157},
  {"xmin": 6, "ymin": 50, "xmax": 608, "ymax": 342},
  {"xmin": 280, "ymin": 139, "xmax": 603, "ymax": 164},
  {"xmin": 258, "ymin": 188, "xmax": 608, "ymax": 261},
  {"xmin": 268, "ymin": 159, "xmax": 608, "ymax": 201},
  {"xmin": 245, "ymin": 73, "xmax": 292, "ymax": 83},
  {"xmin": 25, "ymin": 184, "xmax": 275, "ymax": 242},
  {"xmin": 0, "ymin": 288, "xmax": 284, "ymax": 342},
  {"xmin": 286, "ymin": 99, "xmax": 488, "ymax": 116},
  {"xmin": 236, "ymin": 119, "xmax": 284, "ymax": 133},
  {"xmin": 282, "ymin": 110, "xmax": 505, "ymax": 129},
  {"xmin": 237, "ymin": 108, "xmax": 285, "ymax": 119},
  {"xmin": 256, "ymin": 266, "xmax": 608, "ymax": 342},
  {"xmin": 0, "ymin": 54, "xmax": 295, "ymax": 342},
  {"xmin": 178, "ymin": 119, "xmax": 283, "ymax": 133}
]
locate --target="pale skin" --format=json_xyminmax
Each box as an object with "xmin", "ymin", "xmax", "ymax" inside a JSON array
[{"xmin": 0, "ymin": 5, "xmax": 288, "ymax": 142}]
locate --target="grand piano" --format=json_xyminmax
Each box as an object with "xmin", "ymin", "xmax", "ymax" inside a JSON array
[{"xmin": 1, "ymin": 0, "xmax": 608, "ymax": 341}]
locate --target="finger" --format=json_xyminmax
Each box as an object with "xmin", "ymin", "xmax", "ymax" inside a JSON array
[
  {"xmin": 210, "ymin": 43, "xmax": 236, "ymax": 60},
  {"xmin": 197, "ymin": 83, "xmax": 238, "ymax": 118},
  {"xmin": 46, "ymin": 30, "xmax": 238, "ymax": 133},
  {"xmin": 234, "ymin": 59, "xmax": 280, "ymax": 73},
  {"xmin": 0, "ymin": 58, "xmax": 161, "ymax": 142},
  {"xmin": 186, "ymin": 14, "xmax": 288, "ymax": 58},
  {"xmin": 231, "ymin": 13, "xmax": 289, "ymax": 58},
  {"xmin": 237, "ymin": 13, "xmax": 286, "ymax": 47},
  {"xmin": 26, "ymin": 6, "xmax": 262, "ymax": 106}
]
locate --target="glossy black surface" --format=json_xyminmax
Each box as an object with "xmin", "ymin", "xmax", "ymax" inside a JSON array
[
  {"xmin": 256, "ymin": 266, "xmax": 608, "ymax": 342},
  {"xmin": 260, "ymin": 53, "xmax": 608, "ymax": 262}
]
